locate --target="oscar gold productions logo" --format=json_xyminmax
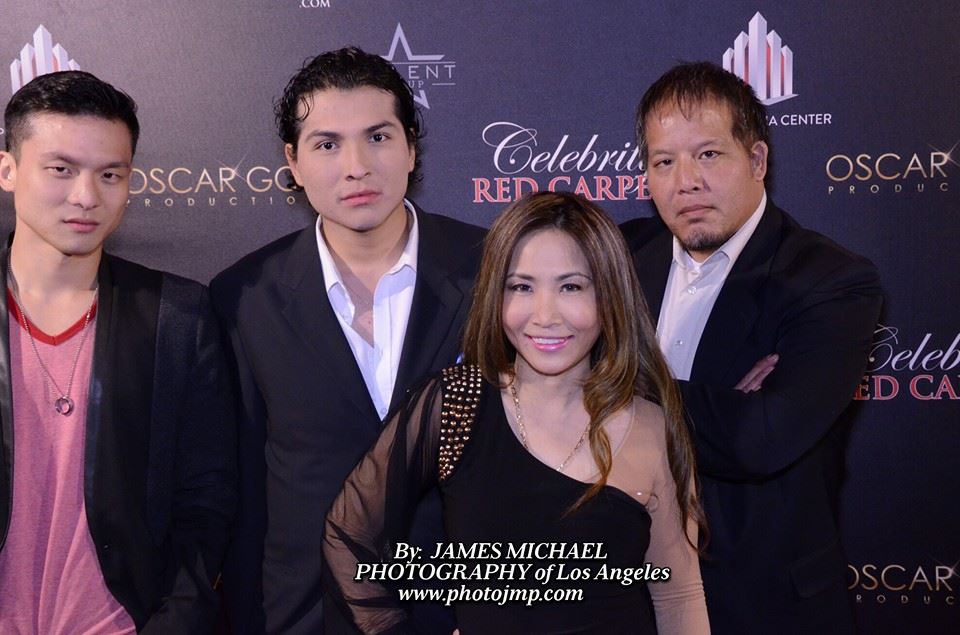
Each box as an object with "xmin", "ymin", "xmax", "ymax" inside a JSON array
[
  {"xmin": 128, "ymin": 164, "xmax": 296, "ymax": 209},
  {"xmin": 848, "ymin": 560, "xmax": 956, "ymax": 606},
  {"xmin": 825, "ymin": 145, "xmax": 955, "ymax": 195}
]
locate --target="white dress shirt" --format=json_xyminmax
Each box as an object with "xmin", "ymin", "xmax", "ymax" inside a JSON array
[
  {"xmin": 315, "ymin": 201, "xmax": 418, "ymax": 420},
  {"xmin": 657, "ymin": 192, "xmax": 767, "ymax": 380}
]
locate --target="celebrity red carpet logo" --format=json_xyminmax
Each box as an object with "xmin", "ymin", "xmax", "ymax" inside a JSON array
[
  {"xmin": 472, "ymin": 122, "xmax": 648, "ymax": 205},
  {"xmin": 381, "ymin": 23, "xmax": 456, "ymax": 110},
  {"xmin": 855, "ymin": 325, "xmax": 960, "ymax": 401}
]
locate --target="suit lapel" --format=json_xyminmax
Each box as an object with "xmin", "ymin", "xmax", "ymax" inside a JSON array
[
  {"xmin": 86, "ymin": 255, "xmax": 162, "ymax": 505},
  {"xmin": 0, "ymin": 248, "xmax": 13, "ymax": 547},
  {"xmin": 83, "ymin": 255, "xmax": 118, "ymax": 513},
  {"xmin": 278, "ymin": 227, "xmax": 379, "ymax": 423},
  {"xmin": 389, "ymin": 211, "xmax": 466, "ymax": 410},
  {"xmin": 690, "ymin": 202, "xmax": 782, "ymax": 384},
  {"xmin": 633, "ymin": 229, "xmax": 673, "ymax": 323}
]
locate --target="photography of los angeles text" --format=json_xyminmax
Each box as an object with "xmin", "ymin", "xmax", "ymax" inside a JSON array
[{"xmin": 354, "ymin": 542, "xmax": 671, "ymax": 606}]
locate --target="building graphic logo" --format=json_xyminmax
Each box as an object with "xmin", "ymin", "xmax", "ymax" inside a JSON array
[
  {"xmin": 722, "ymin": 12, "xmax": 796, "ymax": 105},
  {"xmin": 10, "ymin": 25, "xmax": 80, "ymax": 94},
  {"xmin": 382, "ymin": 24, "xmax": 455, "ymax": 109}
]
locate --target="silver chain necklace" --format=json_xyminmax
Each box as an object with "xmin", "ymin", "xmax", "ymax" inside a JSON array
[
  {"xmin": 7, "ymin": 267, "xmax": 96, "ymax": 417},
  {"xmin": 509, "ymin": 380, "xmax": 590, "ymax": 472}
]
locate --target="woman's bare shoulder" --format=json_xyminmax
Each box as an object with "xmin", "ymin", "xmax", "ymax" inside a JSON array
[{"xmin": 631, "ymin": 396, "xmax": 667, "ymax": 438}]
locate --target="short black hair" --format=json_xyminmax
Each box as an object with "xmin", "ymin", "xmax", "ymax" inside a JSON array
[
  {"xmin": 636, "ymin": 61, "xmax": 771, "ymax": 174},
  {"xmin": 275, "ymin": 46, "xmax": 422, "ymax": 191},
  {"xmin": 4, "ymin": 70, "xmax": 139, "ymax": 157}
]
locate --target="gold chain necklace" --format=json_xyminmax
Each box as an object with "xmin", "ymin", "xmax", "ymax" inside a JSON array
[
  {"xmin": 509, "ymin": 380, "xmax": 590, "ymax": 471},
  {"xmin": 8, "ymin": 265, "xmax": 96, "ymax": 417}
]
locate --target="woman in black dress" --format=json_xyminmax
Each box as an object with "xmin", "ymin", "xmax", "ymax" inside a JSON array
[{"xmin": 324, "ymin": 191, "xmax": 709, "ymax": 634}]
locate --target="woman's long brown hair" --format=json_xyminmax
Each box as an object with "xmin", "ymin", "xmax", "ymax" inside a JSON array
[{"xmin": 462, "ymin": 191, "xmax": 706, "ymax": 547}]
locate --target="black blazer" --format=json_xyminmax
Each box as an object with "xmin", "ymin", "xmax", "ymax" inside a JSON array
[
  {"xmin": 210, "ymin": 207, "xmax": 485, "ymax": 634},
  {"xmin": 623, "ymin": 202, "xmax": 883, "ymax": 634},
  {"xmin": 0, "ymin": 251, "xmax": 237, "ymax": 632}
]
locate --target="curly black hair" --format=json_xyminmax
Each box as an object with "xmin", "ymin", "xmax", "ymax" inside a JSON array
[{"xmin": 275, "ymin": 47, "xmax": 422, "ymax": 191}]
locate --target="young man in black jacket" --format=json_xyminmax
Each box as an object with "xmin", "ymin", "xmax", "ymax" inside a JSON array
[
  {"xmin": 212, "ymin": 48, "xmax": 484, "ymax": 634},
  {"xmin": 0, "ymin": 70, "xmax": 236, "ymax": 633}
]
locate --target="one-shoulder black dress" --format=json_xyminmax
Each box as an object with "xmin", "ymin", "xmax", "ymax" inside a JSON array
[
  {"xmin": 441, "ymin": 380, "xmax": 656, "ymax": 634},
  {"xmin": 324, "ymin": 373, "xmax": 662, "ymax": 634}
]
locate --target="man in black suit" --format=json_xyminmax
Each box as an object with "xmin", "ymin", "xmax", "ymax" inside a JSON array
[
  {"xmin": 623, "ymin": 62, "xmax": 883, "ymax": 634},
  {"xmin": 211, "ymin": 48, "xmax": 484, "ymax": 634},
  {"xmin": 0, "ymin": 71, "xmax": 235, "ymax": 632}
]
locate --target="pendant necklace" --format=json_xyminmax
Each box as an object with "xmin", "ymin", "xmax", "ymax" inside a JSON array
[{"xmin": 7, "ymin": 265, "xmax": 96, "ymax": 417}]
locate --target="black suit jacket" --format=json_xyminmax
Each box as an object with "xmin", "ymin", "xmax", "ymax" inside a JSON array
[
  {"xmin": 0, "ymin": 251, "xmax": 237, "ymax": 632},
  {"xmin": 624, "ymin": 202, "xmax": 882, "ymax": 634},
  {"xmin": 210, "ymin": 207, "xmax": 485, "ymax": 634}
]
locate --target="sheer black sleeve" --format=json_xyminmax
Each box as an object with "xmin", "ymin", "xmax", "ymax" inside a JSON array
[{"xmin": 323, "ymin": 376, "xmax": 444, "ymax": 635}]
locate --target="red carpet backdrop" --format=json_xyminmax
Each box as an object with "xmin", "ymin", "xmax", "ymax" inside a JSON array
[{"xmin": 2, "ymin": 2, "xmax": 957, "ymax": 632}]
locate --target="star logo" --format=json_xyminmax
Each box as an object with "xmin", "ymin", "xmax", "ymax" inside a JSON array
[{"xmin": 382, "ymin": 24, "xmax": 455, "ymax": 109}]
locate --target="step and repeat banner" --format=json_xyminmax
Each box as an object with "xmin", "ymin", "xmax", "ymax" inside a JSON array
[{"xmin": 2, "ymin": 1, "xmax": 957, "ymax": 632}]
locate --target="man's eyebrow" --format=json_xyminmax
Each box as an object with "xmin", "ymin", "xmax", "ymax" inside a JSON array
[
  {"xmin": 39, "ymin": 152, "xmax": 130, "ymax": 169},
  {"xmin": 696, "ymin": 138, "xmax": 723, "ymax": 150},
  {"xmin": 365, "ymin": 121, "xmax": 399, "ymax": 134},
  {"xmin": 39, "ymin": 151, "xmax": 80, "ymax": 164},
  {"xmin": 302, "ymin": 129, "xmax": 342, "ymax": 142},
  {"xmin": 301, "ymin": 121, "xmax": 399, "ymax": 142},
  {"xmin": 100, "ymin": 160, "xmax": 132, "ymax": 169},
  {"xmin": 648, "ymin": 138, "xmax": 724, "ymax": 157}
]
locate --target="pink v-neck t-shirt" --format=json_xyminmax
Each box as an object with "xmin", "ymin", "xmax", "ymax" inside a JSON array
[{"xmin": 0, "ymin": 293, "xmax": 136, "ymax": 634}]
